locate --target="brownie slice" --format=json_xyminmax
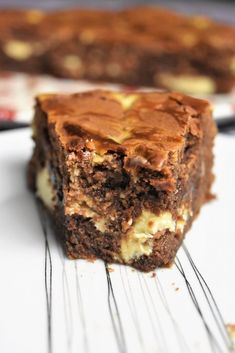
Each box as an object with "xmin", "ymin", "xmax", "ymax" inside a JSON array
[
  {"xmin": 49, "ymin": 7, "xmax": 235, "ymax": 94},
  {"xmin": 28, "ymin": 90, "xmax": 216, "ymax": 271},
  {"xmin": 0, "ymin": 9, "xmax": 50, "ymax": 73},
  {"xmin": 1, "ymin": 6, "xmax": 235, "ymax": 93}
]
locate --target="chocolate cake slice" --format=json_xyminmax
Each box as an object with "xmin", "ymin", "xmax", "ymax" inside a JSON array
[{"xmin": 28, "ymin": 90, "xmax": 216, "ymax": 271}]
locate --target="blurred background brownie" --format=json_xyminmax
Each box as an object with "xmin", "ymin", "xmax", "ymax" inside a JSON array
[{"xmin": 0, "ymin": 6, "xmax": 235, "ymax": 94}]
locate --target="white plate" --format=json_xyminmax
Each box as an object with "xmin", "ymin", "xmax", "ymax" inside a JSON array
[
  {"xmin": 0, "ymin": 129, "xmax": 235, "ymax": 353},
  {"xmin": 0, "ymin": 72, "xmax": 235, "ymax": 122}
]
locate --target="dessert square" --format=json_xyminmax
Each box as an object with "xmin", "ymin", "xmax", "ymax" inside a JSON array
[
  {"xmin": 1, "ymin": 6, "xmax": 235, "ymax": 93},
  {"xmin": 28, "ymin": 90, "xmax": 216, "ymax": 271}
]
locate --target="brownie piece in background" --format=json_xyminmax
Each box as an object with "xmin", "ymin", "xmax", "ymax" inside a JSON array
[{"xmin": 0, "ymin": 6, "xmax": 235, "ymax": 94}]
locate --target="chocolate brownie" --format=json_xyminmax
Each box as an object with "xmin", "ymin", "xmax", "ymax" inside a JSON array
[
  {"xmin": 0, "ymin": 6, "xmax": 235, "ymax": 94},
  {"xmin": 28, "ymin": 90, "xmax": 216, "ymax": 271}
]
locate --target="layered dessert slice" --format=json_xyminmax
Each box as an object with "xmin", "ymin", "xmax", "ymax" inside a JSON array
[{"xmin": 28, "ymin": 90, "xmax": 216, "ymax": 271}]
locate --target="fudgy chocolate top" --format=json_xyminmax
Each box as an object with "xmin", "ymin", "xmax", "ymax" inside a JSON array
[{"xmin": 37, "ymin": 90, "xmax": 211, "ymax": 171}]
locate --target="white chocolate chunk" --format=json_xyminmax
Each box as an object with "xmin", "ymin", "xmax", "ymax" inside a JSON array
[
  {"xmin": 176, "ymin": 219, "xmax": 186, "ymax": 233},
  {"xmin": 36, "ymin": 167, "xmax": 55, "ymax": 209},
  {"xmin": 92, "ymin": 153, "xmax": 106, "ymax": 163},
  {"xmin": 63, "ymin": 55, "xmax": 83, "ymax": 72},
  {"xmin": 158, "ymin": 74, "xmax": 215, "ymax": 94},
  {"xmin": 66, "ymin": 200, "xmax": 93, "ymax": 217},
  {"xmin": 4, "ymin": 40, "xmax": 33, "ymax": 60},
  {"xmin": 95, "ymin": 219, "xmax": 106, "ymax": 233},
  {"xmin": 121, "ymin": 211, "xmax": 176, "ymax": 262},
  {"xmin": 65, "ymin": 199, "xmax": 106, "ymax": 233},
  {"xmin": 107, "ymin": 130, "xmax": 132, "ymax": 144},
  {"xmin": 92, "ymin": 153, "xmax": 113, "ymax": 164},
  {"xmin": 111, "ymin": 93, "xmax": 138, "ymax": 110},
  {"xmin": 121, "ymin": 233, "xmax": 153, "ymax": 262},
  {"xmin": 121, "ymin": 207, "xmax": 192, "ymax": 262},
  {"xmin": 69, "ymin": 166, "xmax": 80, "ymax": 183},
  {"xmin": 134, "ymin": 210, "xmax": 176, "ymax": 235},
  {"xmin": 176, "ymin": 207, "xmax": 192, "ymax": 233}
]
